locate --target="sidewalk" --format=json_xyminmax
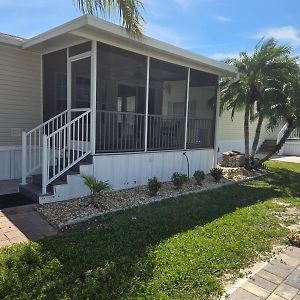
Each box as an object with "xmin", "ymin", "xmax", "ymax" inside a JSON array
[
  {"xmin": 0, "ymin": 204, "xmax": 56, "ymax": 248},
  {"xmin": 228, "ymin": 247, "xmax": 300, "ymax": 300}
]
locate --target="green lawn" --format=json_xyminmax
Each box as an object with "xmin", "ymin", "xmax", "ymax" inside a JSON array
[{"xmin": 1, "ymin": 162, "xmax": 300, "ymax": 300}]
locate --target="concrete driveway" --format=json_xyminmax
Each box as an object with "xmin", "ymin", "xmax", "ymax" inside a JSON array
[{"xmin": 271, "ymin": 156, "xmax": 300, "ymax": 164}]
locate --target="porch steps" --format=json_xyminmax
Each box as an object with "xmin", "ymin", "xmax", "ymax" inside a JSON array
[
  {"xmin": 19, "ymin": 156, "xmax": 93, "ymax": 204},
  {"xmin": 257, "ymin": 139, "xmax": 277, "ymax": 154}
]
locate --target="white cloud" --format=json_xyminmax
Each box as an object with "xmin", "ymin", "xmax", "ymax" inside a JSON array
[
  {"xmin": 172, "ymin": 0, "xmax": 199, "ymax": 9},
  {"xmin": 145, "ymin": 23, "xmax": 188, "ymax": 47},
  {"xmin": 253, "ymin": 26, "xmax": 300, "ymax": 48},
  {"xmin": 215, "ymin": 15, "xmax": 232, "ymax": 22},
  {"xmin": 209, "ymin": 52, "xmax": 240, "ymax": 61}
]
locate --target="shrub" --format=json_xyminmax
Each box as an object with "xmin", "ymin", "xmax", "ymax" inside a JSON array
[
  {"xmin": 81, "ymin": 175, "xmax": 111, "ymax": 203},
  {"xmin": 210, "ymin": 168, "xmax": 223, "ymax": 183},
  {"xmin": 171, "ymin": 172, "xmax": 188, "ymax": 189},
  {"xmin": 148, "ymin": 176, "xmax": 162, "ymax": 197},
  {"xmin": 193, "ymin": 170, "xmax": 205, "ymax": 185}
]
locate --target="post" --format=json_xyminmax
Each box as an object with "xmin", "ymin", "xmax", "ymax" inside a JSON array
[
  {"xmin": 213, "ymin": 81, "xmax": 221, "ymax": 167},
  {"xmin": 144, "ymin": 56, "xmax": 150, "ymax": 152},
  {"xmin": 42, "ymin": 135, "xmax": 48, "ymax": 194},
  {"xmin": 90, "ymin": 40, "xmax": 97, "ymax": 154},
  {"xmin": 21, "ymin": 131, "xmax": 27, "ymax": 185},
  {"xmin": 184, "ymin": 68, "xmax": 191, "ymax": 150}
]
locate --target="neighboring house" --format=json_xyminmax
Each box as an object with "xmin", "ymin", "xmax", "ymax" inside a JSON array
[
  {"xmin": 0, "ymin": 15, "xmax": 237, "ymax": 203},
  {"xmin": 217, "ymin": 109, "xmax": 300, "ymax": 157}
]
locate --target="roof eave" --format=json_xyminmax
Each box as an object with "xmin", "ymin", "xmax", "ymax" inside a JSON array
[{"xmin": 22, "ymin": 14, "xmax": 237, "ymax": 76}]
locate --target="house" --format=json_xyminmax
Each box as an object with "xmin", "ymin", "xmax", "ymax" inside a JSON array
[
  {"xmin": 217, "ymin": 109, "xmax": 300, "ymax": 157},
  {"xmin": 0, "ymin": 15, "xmax": 237, "ymax": 203}
]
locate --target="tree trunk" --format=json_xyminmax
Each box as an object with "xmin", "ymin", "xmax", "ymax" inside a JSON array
[
  {"xmin": 254, "ymin": 124, "xmax": 295, "ymax": 168},
  {"xmin": 244, "ymin": 102, "xmax": 251, "ymax": 168},
  {"xmin": 250, "ymin": 114, "xmax": 264, "ymax": 164}
]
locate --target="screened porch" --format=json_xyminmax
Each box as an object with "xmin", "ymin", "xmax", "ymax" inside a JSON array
[{"xmin": 42, "ymin": 41, "xmax": 218, "ymax": 154}]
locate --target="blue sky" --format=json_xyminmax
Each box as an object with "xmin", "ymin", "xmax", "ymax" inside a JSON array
[{"xmin": 0, "ymin": 0, "xmax": 300, "ymax": 60}]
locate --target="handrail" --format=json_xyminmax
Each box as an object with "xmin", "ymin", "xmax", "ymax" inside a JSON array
[
  {"xmin": 22, "ymin": 108, "xmax": 92, "ymax": 187},
  {"xmin": 47, "ymin": 109, "xmax": 91, "ymax": 138},
  {"xmin": 289, "ymin": 127, "xmax": 300, "ymax": 139},
  {"xmin": 42, "ymin": 109, "xmax": 92, "ymax": 193}
]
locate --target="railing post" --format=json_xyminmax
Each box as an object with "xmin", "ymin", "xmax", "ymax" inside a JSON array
[
  {"xmin": 213, "ymin": 81, "xmax": 221, "ymax": 167},
  {"xmin": 42, "ymin": 135, "xmax": 48, "ymax": 195},
  {"xmin": 184, "ymin": 68, "xmax": 191, "ymax": 150},
  {"xmin": 21, "ymin": 131, "xmax": 27, "ymax": 185}
]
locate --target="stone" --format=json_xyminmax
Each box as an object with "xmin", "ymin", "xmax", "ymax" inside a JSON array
[
  {"xmin": 273, "ymin": 283, "xmax": 298, "ymax": 300},
  {"xmin": 251, "ymin": 274, "xmax": 277, "ymax": 292},
  {"xmin": 263, "ymin": 259, "xmax": 295, "ymax": 279},
  {"xmin": 230, "ymin": 288, "xmax": 261, "ymax": 300},
  {"xmin": 278, "ymin": 253, "xmax": 300, "ymax": 267},
  {"xmin": 284, "ymin": 247, "xmax": 300, "ymax": 259},
  {"xmin": 266, "ymin": 294, "xmax": 286, "ymax": 300},
  {"xmin": 241, "ymin": 281, "xmax": 270, "ymax": 299},
  {"xmin": 284, "ymin": 268, "xmax": 300, "ymax": 289},
  {"xmin": 257, "ymin": 270, "xmax": 283, "ymax": 285}
]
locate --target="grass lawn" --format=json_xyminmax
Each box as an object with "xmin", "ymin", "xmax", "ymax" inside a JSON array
[{"xmin": 1, "ymin": 161, "xmax": 300, "ymax": 300}]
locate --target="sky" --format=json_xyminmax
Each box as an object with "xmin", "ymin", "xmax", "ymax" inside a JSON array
[{"xmin": 0, "ymin": 0, "xmax": 300, "ymax": 60}]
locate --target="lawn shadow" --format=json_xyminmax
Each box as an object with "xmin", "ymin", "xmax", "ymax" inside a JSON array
[
  {"xmin": 35, "ymin": 171, "xmax": 295, "ymax": 298},
  {"xmin": 2, "ymin": 166, "xmax": 299, "ymax": 299}
]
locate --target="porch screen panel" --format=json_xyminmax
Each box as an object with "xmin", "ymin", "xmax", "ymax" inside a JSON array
[
  {"xmin": 43, "ymin": 49, "xmax": 67, "ymax": 121},
  {"xmin": 96, "ymin": 42, "xmax": 147, "ymax": 153},
  {"xmin": 148, "ymin": 58, "xmax": 188, "ymax": 150},
  {"xmin": 187, "ymin": 69, "xmax": 218, "ymax": 149}
]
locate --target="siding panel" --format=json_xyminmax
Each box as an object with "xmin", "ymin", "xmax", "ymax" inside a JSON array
[{"xmin": 0, "ymin": 44, "xmax": 41, "ymax": 146}]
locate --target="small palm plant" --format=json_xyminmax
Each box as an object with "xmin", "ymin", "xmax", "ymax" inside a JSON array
[{"xmin": 81, "ymin": 174, "xmax": 110, "ymax": 205}]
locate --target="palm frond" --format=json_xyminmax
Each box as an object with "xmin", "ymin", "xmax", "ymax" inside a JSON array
[{"xmin": 75, "ymin": 0, "xmax": 144, "ymax": 38}]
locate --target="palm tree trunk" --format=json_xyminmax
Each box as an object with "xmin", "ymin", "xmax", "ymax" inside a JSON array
[
  {"xmin": 254, "ymin": 124, "xmax": 295, "ymax": 168},
  {"xmin": 244, "ymin": 102, "xmax": 251, "ymax": 168},
  {"xmin": 250, "ymin": 114, "xmax": 264, "ymax": 163}
]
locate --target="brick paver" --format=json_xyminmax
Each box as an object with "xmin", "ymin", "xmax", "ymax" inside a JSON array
[
  {"xmin": 229, "ymin": 247, "xmax": 300, "ymax": 300},
  {"xmin": 0, "ymin": 205, "xmax": 56, "ymax": 248}
]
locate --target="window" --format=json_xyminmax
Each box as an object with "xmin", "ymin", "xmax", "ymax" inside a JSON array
[
  {"xmin": 187, "ymin": 69, "xmax": 218, "ymax": 149},
  {"xmin": 147, "ymin": 58, "xmax": 188, "ymax": 150},
  {"xmin": 96, "ymin": 43, "xmax": 147, "ymax": 152}
]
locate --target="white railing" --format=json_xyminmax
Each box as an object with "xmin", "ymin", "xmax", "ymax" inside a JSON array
[
  {"xmin": 42, "ymin": 109, "xmax": 92, "ymax": 194},
  {"xmin": 289, "ymin": 127, "xmax": 300, "ymax": 139},
  {"xmin": 22, "ymin": 108, "xmax": 92, "ymax": 195},
  {"xmin": 277, "ymin": 124, "xmax": 300, "ymax": 155},
  {"xmin": 22, "ymin": 109, "xmax": 69, "ymax": 184}
]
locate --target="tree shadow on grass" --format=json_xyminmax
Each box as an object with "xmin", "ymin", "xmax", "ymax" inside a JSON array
[{"xmin": 1, "ymin": 167, "xmax": 299, "ymax": 299}]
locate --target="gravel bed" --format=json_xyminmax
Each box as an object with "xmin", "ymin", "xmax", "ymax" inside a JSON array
[{"xmin": 38, "ymin": 168, "xmax": 267, "ymax": 228}]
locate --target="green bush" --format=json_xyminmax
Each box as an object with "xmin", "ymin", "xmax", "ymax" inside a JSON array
[
  {"xmin": 148, "ymin": 176, "xmax": 162, "ymax": 197},
  {"xmin": 171, "ymin": 172, "xmax": 188, "ymax": 189},
  {"xmin": 210, "ymin": 168, "xmax": 223, "ymax": 183},
  {"xmin": 81, "ymin": 175, "xmax": 111, "ymax": 201},
  {"xmin": 193, "ymin": 170, "xmax": 205, "ymax": 185}
]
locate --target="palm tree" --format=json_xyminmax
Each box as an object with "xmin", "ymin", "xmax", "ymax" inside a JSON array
[
  {"xmin": 255, "ymin": 72, "xmax": 300, "ymax": 167},
  {"xmin": 221, "ymin": 39, "xmax": 299, "ymax": 168},
  {"xmin": 75, "ymin": 0, "xmax": 145, "ymax": 38}
]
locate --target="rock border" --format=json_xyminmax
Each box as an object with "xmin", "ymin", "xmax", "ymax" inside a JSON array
[{"xmin": 51, "ymin": 173, "xmax": 267, "ymax": 229}]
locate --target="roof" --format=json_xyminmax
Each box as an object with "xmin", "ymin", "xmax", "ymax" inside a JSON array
[
  {"xmin": 2, "ymin": 15, "xmax": 237, "ymax": 76},
  {"xmin": 0, "ymin": 32, "xmax": 25, "ymax": 47}
]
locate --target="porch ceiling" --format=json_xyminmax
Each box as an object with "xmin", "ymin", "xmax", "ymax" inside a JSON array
[{"xmin": 23, "ymin": 14, "xmax": 238, "ymax": 77}]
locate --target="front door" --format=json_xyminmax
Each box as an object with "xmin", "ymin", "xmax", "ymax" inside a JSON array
[
  {"xmin": 68, "ymin": 54, "xmax": 92, "ymax": 151},
  {"xmin": 69, "ymin": 55, "xmax": 91, "ymax": 111}
]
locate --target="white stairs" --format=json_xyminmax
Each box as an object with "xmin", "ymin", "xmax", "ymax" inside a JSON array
[{"xmin": 19, "ymin": 108, "xmax": 93, "ymax": 204}]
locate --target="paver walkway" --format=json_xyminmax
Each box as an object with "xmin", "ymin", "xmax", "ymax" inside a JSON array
[
  {"xmin": 228, "ymin": 247, "xmax": 300, "ymax": 300},
  {"xmin": 0, "ymin": 205, "xmax": 56, "ymax": 248}
]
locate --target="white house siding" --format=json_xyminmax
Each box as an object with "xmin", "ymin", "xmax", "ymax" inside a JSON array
[
  {"xmin": 281, "ymin": 141, "xmax": 300, "ymax": 156},
  {"xmin": 217, "ymin": 109, "xmax": 279, "ymax": 156},
  {"xmin": 93, "ymin": 149, "xmax": 214, "ymax": 190},
  {"xmin": 0, "ymin": 44, "xmax": 41, "ymax": 180}
]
